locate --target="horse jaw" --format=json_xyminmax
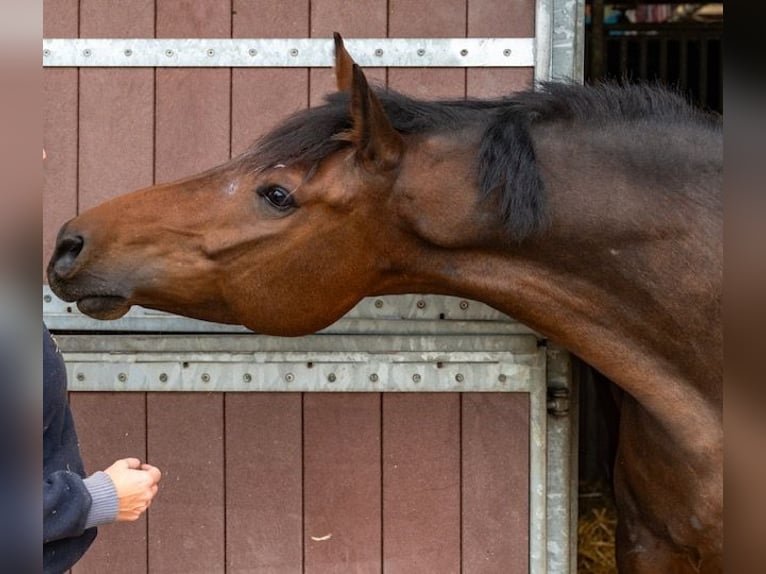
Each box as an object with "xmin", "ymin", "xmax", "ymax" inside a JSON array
[{"xmin": 75, "ymin": 295, "xmax": 131, "ymax": 320}]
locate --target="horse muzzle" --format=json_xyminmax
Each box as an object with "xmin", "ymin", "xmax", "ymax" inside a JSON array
[{"xmin": 47, "ymin": 221, "xmax": 132, "ymax": 320}]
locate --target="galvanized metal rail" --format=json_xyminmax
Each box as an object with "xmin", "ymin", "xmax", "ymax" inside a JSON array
[{"xmin": 42, "ymin": 37, "xmax": 534, "ymax": 68}]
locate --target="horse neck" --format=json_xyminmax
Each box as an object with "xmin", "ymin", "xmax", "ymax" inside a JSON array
[{"xmin": 388, "ymin": 119, "xmax": 722, "ymax": 447}]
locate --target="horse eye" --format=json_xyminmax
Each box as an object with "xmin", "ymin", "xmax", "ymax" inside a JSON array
[{"xmin": 258, "ymin": 185, "xmax": 295, "ymax": 210}]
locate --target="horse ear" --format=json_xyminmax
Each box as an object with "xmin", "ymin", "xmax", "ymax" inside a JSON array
[
  {"xmin": 334, "ymin": 32, "xmax": 355, "ymax": 92},
  {"xmin": 347, "ymin": 63, "xmax": 403, "ymax": 172}
]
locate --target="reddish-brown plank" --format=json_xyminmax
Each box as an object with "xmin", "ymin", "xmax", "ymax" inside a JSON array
[
  {"xmin": 155, "ymin": 1, "xmax": 231, "ymax": 183},
  {"xmin": 303, "ymin": 393, "xmax": 381, "ymax": 573},
  {"xmin": 231, "ymin": 1, "xmax": 309, "ymax": 156},
  {"xmin": 467, "ymin": 68, "xmax": 534, "ymax": 98},
  {"xmin": 382, "ymin": 394, "xmax": 461, "ymax": 573},
  {"xmin": 78, "ymin": 2, "xmax": 155, "ymax": 211},
  {"xmin": 69, "ymin": 392, "xmax": 148, "ymax": 574},
  {"xmin": 233, "ymin": 0, "xmax": 308, "ymax": 37},
  {"xmin": 43, "ymin": 0, "xmax": 78, "ymax": 38},
  {"xmin": 156, "ymin": 0, "xmax": 230, "ymax": 38},
  {"xmin": 78, "ymin": 69, "xmax": 155, "ymax": 210},
  {"xmin": 389, "ymin": 0, "xmax": 466, "ymax": 37},
  {"xmin": 312, "ymin": 0, "xmax": 387, "ymax": 37},
  {"xmin": 225, "ymin": 393, "xmax": 303, "ymax": 574},
  {"xmin": 79, "ymin": 0, "xmax": 155, "ymax": 37},
  {"xmin": 467, "ymin": 0, "xmax": 535, "ymax": 97},
  {"xmin": 462, "ymin": 393, "xmax": 530, "ymax": 573},
  {"xmin": 147, "ymin": 393, "xmax": 225, "ymax": 574},
  {"xmin": 155, "ymin": 68, "xmax": 231, "ymax": 182},
  {"xmin": 43, "ymin": 68, "xmax": 78, "ymax": 279},
  {"xmin": 388, "ymin": 0, "xmax": 467, "ymax": 99},
  {"xmin": 42, "ymin": 0, "xmax": 79, "ymax": 278}
]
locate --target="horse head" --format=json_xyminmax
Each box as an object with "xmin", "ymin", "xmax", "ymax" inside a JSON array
[{"xmin": 48, "ymin": 35, "xmax": 487, "ymax": 335}]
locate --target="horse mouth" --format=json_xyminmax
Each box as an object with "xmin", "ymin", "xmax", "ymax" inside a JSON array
[{"xmin": 76, "ymin": 296, "xmax": 131, "ymax": 320}]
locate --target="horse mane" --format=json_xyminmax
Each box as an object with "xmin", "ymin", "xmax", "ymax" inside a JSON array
[{"xmin": 244, "ymin": 82, "xmax": 718, "ymax": 241}]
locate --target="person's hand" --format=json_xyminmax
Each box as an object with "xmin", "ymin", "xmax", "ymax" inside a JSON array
[{"xmin": 103, "ymin": 458, "xmax": 162, "ymax": 522}]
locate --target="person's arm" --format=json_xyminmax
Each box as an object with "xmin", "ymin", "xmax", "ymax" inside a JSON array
[
  {"xmin": 82, "ymin": 471, "xmax": 120, "ymax": 528},
  {"xmin": 44, "ymin": 458, "xmax": 161, "ymax": 543},
  {"xmin": 43, "ymin": 469, "xmax": 96, "ymax": 543}
]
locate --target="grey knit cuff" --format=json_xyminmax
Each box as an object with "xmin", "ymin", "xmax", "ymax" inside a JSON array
[{"xmin": 83, "ymin": 471, "xmax": 119, "ymax": 528}]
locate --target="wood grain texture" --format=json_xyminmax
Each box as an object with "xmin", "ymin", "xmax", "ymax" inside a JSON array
[
  {"xmin": 76, "ymin": 2, "xmax": 155, "ymax": 211},
  {"xmin": 388, "ymin": 0, "xmax": 467, "ymax": 100},
  {"xmin": 78, "ymin": 0, "xmax": 156, "ymax": 37},
  {"xmin": 155, "ymin": 68, "xmax": 232, "ymax": 182},
  {"xmin": 467, "ymin": 68, "xmax": 534, "ymax": 98},
  {"xmin": 233, "ymin": 0, "xmax": 308, "ymax": 38},
  {"xmin": 231, "ymin": 0, "xmax": 309, "ymax": 156},
  {"xmin": 225, "ymin": 393, "xmax": 303, "ymax": 574},
  {"xmin": 303, "ymin": 394, "xmax": 382, "ymax": 574},
  {"xmin": 156, "ymin": 0, "xmax": 231, "ymax": 38},
  {"xmin": 462, "ymin": 393, "xmax": 530, "ymax": 573},
  {"xmin": 311, "ymin": 0, "xmax": 387, "ymax": 38},
  {"xmin": 42, "ymin": 0, "xmax": 78, "ymax": 278},
  {"xmin": 467, "ymin": 0, "xmax": 535, "ymax": 37},
  {"xmin": 69, "ymin": 393, "xmax": 148, "ymax": 574},
  {"xmin": 78, "ymin": 70, "xmax": 155, "ymax": 209},
  {"xmin": 147, "ymin": 393, "xmax": 225, "ymax": 574},
  {"xmin": 155, "ymin": 0, "xmax": 231, "ymax": 182},
  {"xmin": 43, "ymin": 0, "xmax": 78, "ymax": 37},
  {"xmin": 467, "ymin": 0, "xmax": 535, "ymax": 97},
  {"xmin": 389, "ymin": 0, "xmax": 466, "ymax": 38},
  {"xmin": 382, "ymin": 394, "xmax": 461, "ymax": 574},
  {"xmin": 43, "ymin": 69, "xmax": 78, "ymax": 279}
]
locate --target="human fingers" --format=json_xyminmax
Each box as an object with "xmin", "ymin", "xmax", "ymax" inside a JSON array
[
  {"xmin": 141, "ymin": 464, "xmax": 162, "ymax": 483},
  {"xmin": 122, "ymin": 457, "xmax": 142, "ymax": 469},
  {"xmin": 104, "ymin": 457, "xmax": 140, "ymax": 475}
]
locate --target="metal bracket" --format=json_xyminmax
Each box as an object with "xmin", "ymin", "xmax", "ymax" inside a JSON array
[
  {"xmin": 42, "ymin": 37, "xmax": 535, "ymax": 68},
  {"xmin": 546, "ymin": 387, "xmax": 570, "ymax": 417}
]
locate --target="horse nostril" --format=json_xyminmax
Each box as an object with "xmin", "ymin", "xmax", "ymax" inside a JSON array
[{"xmin": 51, "ymin": 234, "xmax": 85, "ymax": 278}]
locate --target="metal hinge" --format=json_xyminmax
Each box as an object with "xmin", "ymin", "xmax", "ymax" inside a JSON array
[{"xmin": 547, "ymin": 387, "xmax": 570, "ymax": 417}]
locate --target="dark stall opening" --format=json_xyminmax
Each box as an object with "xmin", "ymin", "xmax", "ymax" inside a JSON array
[{"xmin": 585, "ymin": 2, "xmax": 723, "ymax": 113}]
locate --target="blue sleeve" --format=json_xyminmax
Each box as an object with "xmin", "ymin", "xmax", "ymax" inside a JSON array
[{"xmin": 43, "ymin": 468, "xmax": 92, "ymax": 543}]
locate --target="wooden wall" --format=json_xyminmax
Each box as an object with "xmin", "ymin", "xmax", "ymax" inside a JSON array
[
  {"xmin": 70, "ymin": 392, "xmax": 530, "ymax": 573},
  {"xmin": 43, "ymin": 1, "xmax": 538, "ymax": 571}
]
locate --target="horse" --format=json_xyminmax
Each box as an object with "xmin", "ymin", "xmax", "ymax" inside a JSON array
[{"xmin": 47, "ymin": 34, "xmax": 722, "ymax": 573}]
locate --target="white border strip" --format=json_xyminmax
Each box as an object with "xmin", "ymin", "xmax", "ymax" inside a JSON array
[{"xmin": 42, "ymin": 38, "xmax": 535, "ymax": 68}]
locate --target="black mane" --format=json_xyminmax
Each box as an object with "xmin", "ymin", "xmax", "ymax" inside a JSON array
[{"xmin": 243, "ymin": 82, "xmax": 718, "ymax": 240}]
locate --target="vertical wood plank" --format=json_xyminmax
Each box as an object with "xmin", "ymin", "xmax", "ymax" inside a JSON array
[
  {"xmin": 155, "ymin": 1, "xmax": 231, "ymax": 183},
  {"xmin": 467, "ymin": 0, "xmax": 535, "ymax": 97},
  {"xmin": 147, "ymin": 393, "xmax": 225, "ymax": 574},
  {"xmin": 462, "ymin": 393, "xmax": 529, "ymax": 573},
  {"xmin": 42, "ymin": 0, "xmax": 78, "ymax": 278},
  {"xmin": 382, "ymin": 394, "xmax": 461, "ymax": 574},
  {"xmin": 78, "ymin": 0, "xmax": 155, "ymax": 36},
  {"xmin": 69, "ymin": 393, "xmax": 148, "ymax": 574},
  {"xmin": 231, "ymin": 1, "xmax": 308, "ymax": 157},
  {"xmin": 309, "ymin": 0, "xmax": 387, "ymax": 104},
  {"xmin": 78, "ymin": 69, "xmax": 155, "ymax": 210},
  {"xmin": 304, "ymin": 394, "xmax": 381, "ymax": 574},
  {"xmin": 43, "ymin": 0, "xmax": 78, "ymax": 38},
  {"xmin": 388, "ymin": 0, "xmax": 467, "ymax": 99},
  {"xmin": 225, "ymin": 393, "xmax": 303, "ymax": 574},
  {"xmin": 43, "ymin": 69, "xmax": 78, "ymax": 279},
  {"xmin": 78, "ymin": 1, "xmax": 155, "ymax": 211}
]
